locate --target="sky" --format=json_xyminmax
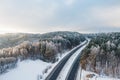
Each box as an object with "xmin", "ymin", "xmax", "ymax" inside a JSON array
[{"xmin": 0, "ymin": 0, "xmax": 120, "ymax": 34}]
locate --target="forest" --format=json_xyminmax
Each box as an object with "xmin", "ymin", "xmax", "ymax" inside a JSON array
[
  {"xmin": 0, "ymin": 31, "xmax": 85, "ymax": 74},
  {"xmin": 81, "ymin": 32, "xmax": 120, "ymax": 78},
  {"xmin": 1, "ymin": 31, "xmax": 120, "ymax": 79}
]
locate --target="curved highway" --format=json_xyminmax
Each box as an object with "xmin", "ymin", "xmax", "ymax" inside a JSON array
[{"xmin": 45, "ymin": 40, "xmax": 88, "ymax": 80}]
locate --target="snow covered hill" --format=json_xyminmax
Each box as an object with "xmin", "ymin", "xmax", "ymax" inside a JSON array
[
  {"xmin": 0, "ymin": 31, "xmax": 85, "ymax": 75},
  {"xmin": 0, "ymin": 39, "xmax": 120, "ymax": 80}
]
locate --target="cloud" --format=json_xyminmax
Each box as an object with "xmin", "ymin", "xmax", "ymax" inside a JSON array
[
  {"xmin": 0, "ymin": 0, "xmax": 120, "ymax": 33},
  {"xmin": 64, "ymin": 0, "xmax": 76, "ymax": 6},
  {"xmin": 91, "ymin": 6, "xmax": 120, "ymax": 27},
  {"xmin": 0, "ymin": 0, "xmax": 58, "ymax": 28}
]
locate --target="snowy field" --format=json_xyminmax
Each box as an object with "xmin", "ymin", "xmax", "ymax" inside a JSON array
[{"xmin": 0, "ymin": 59, "xmax": 52, "ymax": 80}]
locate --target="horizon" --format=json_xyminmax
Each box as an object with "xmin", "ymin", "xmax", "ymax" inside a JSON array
[{"xmin": 0, "ymin": 31, "xmax": 119, "ymax": 35}]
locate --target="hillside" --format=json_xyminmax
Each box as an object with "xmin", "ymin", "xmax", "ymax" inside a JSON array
[{"xmin": 0, "ymin": 31, "xmax": 85, "ymax": 74}]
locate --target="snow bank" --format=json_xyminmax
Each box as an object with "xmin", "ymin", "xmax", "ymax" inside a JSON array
[{"xmin": 0, "ymin": 59, "xmax": 52, "ymax": 80}]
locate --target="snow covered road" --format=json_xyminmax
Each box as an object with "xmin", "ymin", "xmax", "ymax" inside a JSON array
[
  {"xmin": 57, "ymin": 42, "xmax": 88, "ymax": 80},
  {"xmin": 45, "ymin": 40, "xmax": 89, "ymax": 80}
]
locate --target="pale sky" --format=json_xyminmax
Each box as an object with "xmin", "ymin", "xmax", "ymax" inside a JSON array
[{"xmin": 0, "ymin": 0, "xmax": 120, "ymax": 34}]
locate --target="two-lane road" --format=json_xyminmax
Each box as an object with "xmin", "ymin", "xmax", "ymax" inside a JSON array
[{"xmin": 45, "ymin": 40, "xmax": 88, "ymax": 80}]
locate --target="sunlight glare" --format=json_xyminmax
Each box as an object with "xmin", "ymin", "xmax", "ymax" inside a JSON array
[{"xmin": 0, "ymin": 25, "xmax": 22, "ymax": 34}]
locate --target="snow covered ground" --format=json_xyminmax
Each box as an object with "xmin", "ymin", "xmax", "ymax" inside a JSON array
[
  {"xmin": 77, "ymin": 69, "xmax": 120, "ymax": 80},
  {"xmin": 0, "ymin": 59, "xmax": 52, "ymax": 80}
]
